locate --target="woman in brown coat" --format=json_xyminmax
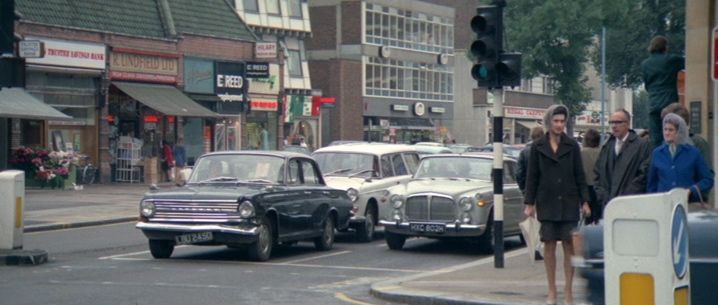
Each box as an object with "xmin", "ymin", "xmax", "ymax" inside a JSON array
[{"xmin": 524, "ymin": 104, "xmax": 591, "ymax": 305}]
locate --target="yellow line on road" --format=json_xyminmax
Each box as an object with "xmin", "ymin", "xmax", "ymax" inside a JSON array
[{"xmin": 334, "ymin": 292, "xmax": 377, "ymax": 305}]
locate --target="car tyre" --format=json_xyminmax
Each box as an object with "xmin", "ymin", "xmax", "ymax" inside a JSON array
[
  {"xmin": 385, "ymin": 231, "xmax": 406, "ymax": 250},
  {"xmin": 477, "ymin": 216, "xmax": 495, "ymax": 254},
  {"xmin": 149, "ymin": 240, "xmax": 174, "ymax": 259},
  {"xmin": 355, "ymin": 206, "xmax": 375, "ymax": 242},
  {"xmin": 248, "ymin": 217, "xmax": 274, "ymax": 261},
  {"xmin": 314, "ymin": 215, "xmax": 335, "ymax": 251}
]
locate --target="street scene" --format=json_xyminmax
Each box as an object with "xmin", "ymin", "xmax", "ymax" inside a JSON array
[{"xmin": 2, "ymin": 0, "xmax": 718, "ymax": 305}]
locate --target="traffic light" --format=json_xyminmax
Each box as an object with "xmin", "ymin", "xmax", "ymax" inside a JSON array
[
  {"xmin": 470, "ymin": 5, "xmax": 502, "ymax": 88},
  {"xmin": 497, "ymin": 52, "xmax": 521, "ymax": 88}
]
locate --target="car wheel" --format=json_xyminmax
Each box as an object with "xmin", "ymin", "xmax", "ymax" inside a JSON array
[
  {"xmin": 477, "ymin": 216, "xmax": 495, "ymax": 254},
  {"xmin": 149, "ymin": 240, "xmax": 174, "ymax": 259},
  {"xmin": 314, "ymin": 215, "xmax": 335, "ymax": 251},
  {"xmin": 355, "ymin": 207, "xmax": 375, "ymax": 242},
  {"xmin": 248, "ymin": 217, "xmax": 274, "ymax": 261},
  {"xmin": 385, "ymin": 231, "xmax": 406, "ymax": 250}
]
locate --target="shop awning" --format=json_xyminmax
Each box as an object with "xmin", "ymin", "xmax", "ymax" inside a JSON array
[
  {"xmin": 389, "ymin": 117, "xmax": 435, "ymax": 130},
  {"xmin": 113, "ymin": 82, "xmax": 219, "ymax": 117},
  {"xmin": 0, "ymin": 87, "xmax": 72, "ymax": 120},
  {"xmin": 516, "ymin": 120, "xmax": 542, "ymax": 130}
]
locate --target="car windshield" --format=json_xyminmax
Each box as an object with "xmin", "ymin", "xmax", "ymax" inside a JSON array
[
  {"xmin": 415, "ymin": 157, "xmax": 492, "ymax": 180},
  {"xmin": 188, "ymin": 154, "xmax": 285, "ymax": 184},
  {"xmin": 313, "ymin": 152, "xmax": 378, "ymax": 178}
]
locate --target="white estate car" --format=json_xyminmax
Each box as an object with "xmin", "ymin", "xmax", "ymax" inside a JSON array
[{"xmin": 312, "ymin": 143, "xmax": 420, "ymax": 242}]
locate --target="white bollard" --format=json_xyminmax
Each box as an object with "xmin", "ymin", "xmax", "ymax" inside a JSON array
[{"xmin": 0, "ymin": 170, "xmax": 25, "ymax": 250}]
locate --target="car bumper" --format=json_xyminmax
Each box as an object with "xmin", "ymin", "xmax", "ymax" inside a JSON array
[
  {"xmin": 379, "ymin": 220, "xmax": 486, "ymax": 237},
  {"xmin": 136, "ymin": 222, "xmax": 259, "ymax": 245}
]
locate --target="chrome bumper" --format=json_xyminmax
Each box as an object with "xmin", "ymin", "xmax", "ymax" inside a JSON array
[
  {"xmin": 136, "ymin": 222, "xmax": 258, "ymax": 235},
  {"xmin": 380, "ymin": 220, "xmax": 486, "ymax": 237}
]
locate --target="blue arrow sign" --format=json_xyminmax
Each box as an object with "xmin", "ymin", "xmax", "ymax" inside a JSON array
[{"xmin": 671, "ymin": 204, "xmax": 689, "ymax": 279}]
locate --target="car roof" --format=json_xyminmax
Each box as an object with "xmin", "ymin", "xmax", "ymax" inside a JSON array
[
  {"xmin": 200, "ymin": 150, "xmax": 311, "ymax": 159},
  {"xmin": 414, "ymin": 145, "xmax": 453, "ymax": 153},
  {"xmin": 313, "ymin": 143, "xmax": 417, "ymax": 155},
  {"xmin": 455, "ymin": 151, "xmax": 518, "ymax": 162}
]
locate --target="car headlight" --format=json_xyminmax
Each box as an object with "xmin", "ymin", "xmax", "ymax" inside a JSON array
[
  {"xmin": 459, "ymin": 197, "xmax": 473, "ymax": 211},
  {"xmin": 140, "ymin": 200, "xmax": 155, "ymax": 217},
  {"xmin": 238, "ymin": 200, "xmax": 255, "ymax": 218},
  {"xmin": 390, "ymin": 195, "xmax": 404, "ymax": 209},
  {"xmin": 347, "ymin": 188, "xmax": 359, "ymax": 202}
]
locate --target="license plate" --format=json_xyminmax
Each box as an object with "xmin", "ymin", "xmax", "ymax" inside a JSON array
[
  {"xmin": 175, "ymin": 232, "xmax": 213, "ymax": 245},
  {"xmin": 409, "ymin": 223, "xmax": 445, "ymax": 233}
]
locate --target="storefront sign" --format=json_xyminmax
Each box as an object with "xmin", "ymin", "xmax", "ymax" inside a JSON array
[
  {"xmin": 392, "ymin": 104, "xmax": 409, "ymax": 112},
  {"xmin": 413, "ymin": 102, "xmax": 426, "ymax": 116},
  {"xmin": 504, "ymin": 106, "xmax": 544, "ymax": 119},
  {"xmin": 215, "ymin": 61, "xmax": 246, "ymax": 102},
  {"xmin": 246, "ymin": 62, "xmax": 270, "ymax": 78},
  {"xmin": 430, "ymin": 106, "xmax": 445, "ymax": 114},
  {"xmin": 19, "ymin": 40, "xmax": 44, "ymax": 58},
  {"xmin": 248, "ymin": 64, "xmax": 280, "ymax": 95},
  {"xmin": 250, "ymin": 99, "xmax": 278, "ymax": 111},
  {"xmin": 109, "ymin": 49, "xmax": 178, "ymax": 83},
  {"xmin": 255, "ymin": 42, "xmax": 277, "ymax": 59},
  {"xmin": 184, "ymin": 57, "xmax": 214, "ymax": 94},
  {"xmin": 26, "ymin": 38, "xmax": 105, "ymax": 70}
]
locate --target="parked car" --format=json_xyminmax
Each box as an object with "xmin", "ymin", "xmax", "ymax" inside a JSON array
[
  {"xmin": 312, "ymin": 144, "xmax": 421, "ymax": 242},
  {"xmin": 413, "ymin": 144, "xmax": 454, "ymax": 156},
  {"xmin": 468, "ymin": 144, "xmax": 523, "ymax": 159},
  {"xmin": 136, "ymin": 151, "xmax": 353, "ymax": 261},
  {"xmin": 380, "ymin": 153, "xmax": 525, "ymax": 253},
  {"xmin": 575, "ymin": 209, "xmax": 718, "ymax": 305},
  {"xmin": 446, "ymin": 144, "xmax": 476, "ymax": 153}
]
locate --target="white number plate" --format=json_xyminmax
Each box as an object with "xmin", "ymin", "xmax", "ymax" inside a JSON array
[
  {"xmin": 175, "ymin": 232, "xmax": 213, "ymax": 245},
  {"xmin": 409, "ymin": 223, "xmax": 445, "ymax": 233}
]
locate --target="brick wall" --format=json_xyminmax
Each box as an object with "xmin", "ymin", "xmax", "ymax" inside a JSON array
[
  {"xmin": 306, "ymin": 5, "xmax": 337, "ymax": 50},
  {"xmin": 341, "ymin": 2, "xmax": 362, "ymax": 45}
]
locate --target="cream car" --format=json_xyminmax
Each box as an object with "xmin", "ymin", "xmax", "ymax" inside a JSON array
[{"xmin": 312, "ymin": 144, "xmax": 420, "ymax": 242}]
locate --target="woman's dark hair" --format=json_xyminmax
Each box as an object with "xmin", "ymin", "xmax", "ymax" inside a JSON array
[
  {"xmin": 648, "ymin": 36, "xmax": 668, "ymax": 54},
  {"xmin": 583, "ymin": 129, "xmax": 601, "ymax": 148}
]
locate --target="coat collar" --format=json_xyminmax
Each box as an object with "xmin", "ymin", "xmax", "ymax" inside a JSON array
[{"xmin": 535, "ymin": 132, "xmax": 574, "ymax": 160}]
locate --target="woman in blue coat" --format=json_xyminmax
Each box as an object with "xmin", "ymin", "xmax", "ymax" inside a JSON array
[{"xmin": 647, "ymin": 113, "xmax": 714, "ymax": 203}]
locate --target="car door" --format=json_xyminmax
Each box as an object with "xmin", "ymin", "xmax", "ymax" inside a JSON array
[
  {"xmin": 275, "ymin": 158, "xmax": 307, "ymax": 238},
  {"xmin": 502, "ymin": 160, "xmax": 523, "ymax": 233},
  {"xmin": 299, "ymin": 158, "xmax": 331, "ymax": 234}
]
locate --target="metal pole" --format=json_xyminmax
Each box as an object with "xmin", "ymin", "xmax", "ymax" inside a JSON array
[
  {"xmin": 600, "ymin": 27, "xmax": 607, "ymax": 141},
  {"xmin": 492, "ymin": 88, "xmax": 504, "ymax": 268}
]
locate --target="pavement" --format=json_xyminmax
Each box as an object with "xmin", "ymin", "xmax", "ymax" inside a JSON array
[{"xmin": 18, "ymin": 183, "xmax": 588, "ymax": 305}]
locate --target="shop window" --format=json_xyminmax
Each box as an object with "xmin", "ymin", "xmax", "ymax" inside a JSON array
[
  {"xmin": 265, "ymin": 0, "xmax": 280, "ymax": 14},
  {"xmin": 243, "ymin": 0, "xmax": 259, "ymax": 12},
  {"xmin": 21, "ymin": 120, "xmax": 43, "ymax": 147},
  {"xmin": 288, "ymin": 0, "xmax": 302, "ymax": 18},
  {"xmin": 287, "ymin": 50, "xmax": 302, "ymax": 77}
]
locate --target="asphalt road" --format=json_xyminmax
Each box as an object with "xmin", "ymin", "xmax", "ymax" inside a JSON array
[{"xmin": 1, "ymin": 222, "xmax": 524, "ymax": 305}]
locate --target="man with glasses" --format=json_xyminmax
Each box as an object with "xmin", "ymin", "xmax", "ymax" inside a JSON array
[{"xmin": 593, "ymin": 109, "xmax": 652, "ymax": 219}]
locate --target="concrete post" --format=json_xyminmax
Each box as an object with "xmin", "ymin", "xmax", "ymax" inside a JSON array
[{"xmin": 0, "ymin": 170, "xmax": 24, "ymax": 250}]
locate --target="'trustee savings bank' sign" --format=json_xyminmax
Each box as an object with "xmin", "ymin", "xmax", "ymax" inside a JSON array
[
  {"xmin": 109, "ymin": 48, "xmax": 179, "ymax": 84},
  {"xmin": 25, "ymin": 37, "xmax": 106, "ymax": 70}
]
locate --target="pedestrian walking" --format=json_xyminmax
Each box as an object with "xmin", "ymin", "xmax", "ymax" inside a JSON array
[
  {"xmin": 161, "ymin": 140, "xmax": 175, "ymax": 182},
  {"xmin": 641, "ymin": 35, "xmax": 685, "ymax": 148},
  {"xmin": 594, "ymin": 109, "xmax": 652, "ymax": 214},
  {"xmin": 647, "ymin": 113, "xmax": 714, "ymax": 205},
  {"xmin": 580, "ymin": 129, "xmax": 602, "ymax": 224},
  {"xmin": 524, "ymin": 104, "xmax": 591, "ymax": 305},
  {"xmin": 516, "ymin": 126, "xmax": 544, "ymax": 194},
  {"xmin": 173, "ymin": 138, "xmax": 187, "ymax": 185},
  {"xmin": 660, "ymin": 103, "xmax": 712, "ymax": 169}
]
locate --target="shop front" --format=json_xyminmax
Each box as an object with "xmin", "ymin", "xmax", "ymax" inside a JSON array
[
  {"xmin": 107, "ymin": 48, "xmax": 218, "ymax": 184},
  {"xmin": 245, "ymin": 63, "xmax": 279, "ymax": 150},
  {"xmin": 213, "ymin": 61, "xmax": 248, "ymax": 151},
  {"xmin": 364, "ymin": 100, "xmax": 451, "ymax": 144},
  {"xmin": 284, "ymin": 94, "xmax": 318, "ymax": 150},
  {"xmin": 183, "ymin": 57, "xmax": 217, "ymax": 163},
  {"xmin": 24, "ymin": 38, "xmax": 106, "ymax": 164},
  {"xmin": 502, "ymin": 106, "xmax": 545, "ymax": 144}
]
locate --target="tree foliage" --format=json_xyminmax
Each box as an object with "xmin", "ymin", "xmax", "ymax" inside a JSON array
[
  {"xmin": 592, "ymin": 0, "xmax": 685, "ymax": 88},
  {"xmin": 503, "ymin": 0, "xmax": 601, "ymax": 117}
]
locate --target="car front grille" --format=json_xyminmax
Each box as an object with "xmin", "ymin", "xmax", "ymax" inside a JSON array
[
  {"xmin": 405, "ymin": 194, "xmax": 455, "ymax": 222},
  {"xmin": 151, "ymin": 200, "xmax": 241, "ymax": 222}
]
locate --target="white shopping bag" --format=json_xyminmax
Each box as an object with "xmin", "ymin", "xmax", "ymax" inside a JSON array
[{"xmin": 519, "ymin": 216, "xmax": 541, "ymax": 263}]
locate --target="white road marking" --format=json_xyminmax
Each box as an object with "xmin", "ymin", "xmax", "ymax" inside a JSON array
[
  {"xmin": 278, "ymin": 250, "xmax": 352, "ymax": 264},
  {"xmin": 335, "ymin": 292, "xmax": 377, "ymax": 305},
  {"xmin": 97, "ymin": 245, "xmax": 188, "ymax": 260}
]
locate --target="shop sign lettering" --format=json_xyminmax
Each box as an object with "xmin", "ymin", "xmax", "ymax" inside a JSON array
[
  {"xmin": 504, "ymin": 107, "xmax": 545, "ymax": 119},
  {"xmin": 110, "ymin": 51, "xmax": 178, "ymax": 75},
  {"xmin": 25, "ymin": 37, "xmax": 106, "ymax": 70}
]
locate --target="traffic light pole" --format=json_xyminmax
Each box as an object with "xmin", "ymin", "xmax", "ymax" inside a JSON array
[{"xmin": 492, "ymin": 87, "xmax": 505, "ymax": 268}]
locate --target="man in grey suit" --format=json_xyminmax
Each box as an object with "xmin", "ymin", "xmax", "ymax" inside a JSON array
[{"xmin": 594, "ymin": 109, "xmax": 652, "ymax": 212}]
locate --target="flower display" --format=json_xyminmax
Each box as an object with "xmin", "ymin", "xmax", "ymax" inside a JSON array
[{"xmin": 9, "ymin": 147, "xmax": 79, "ymax": 187}]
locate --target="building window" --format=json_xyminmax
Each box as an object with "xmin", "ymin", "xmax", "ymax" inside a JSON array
[
  {"xmin": 287, "ymin": 50, "xmax": 302, "ymax": 77},
  {"xmin": 265, "ymin": 0, "xmax": 280, "ymax": 14},
  {"xmin": 288, "ymin": 0, "xmax": 302, "ymax": 18},
  {"xmin": 243, "ymin": 0, "xmax": 259, "ymax": 12},
  {"xmin": 364, "ymin": 57, "xmax": 453, "ymax": 102},
  {"xmin": 364, "ymin": 3, "xmax": 454, "ymax": 55}
]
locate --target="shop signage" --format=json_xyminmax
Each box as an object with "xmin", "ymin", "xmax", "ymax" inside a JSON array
[
  {"xmin": 392, "ymin": 104, "xmax": 409, "ymax": 112},
  {"xmin": 504, "ymin": 106, "xmax": 544, "ymax": 119},
  {"xmin": 255, "ymin": 42, "xmax": 277, "ymax": 59},
  {"xmin": 246, "ymin": 62, "xmax": 270, "ymax": 78},
  {"xmin": 248, "ymin": 64, "xmax": 280, "ymax": 95},
  {"xmin": 25, "ymin": 38, "xmax": 105, "ymax": 70},
  {"xmin": 413, "ymin": 102, "xmax": 426, "ymax": 116},
  {"xmin": 184, "ymin": 57, "xmax": 214, "ymax": 94},
  {"xmin": 109, "ymin": 49, "xmax": 178, "ymax": 83},
  {"xmin": 430, "ymin": 106, "xmax": 445, "ymax": 114},
  {"xmin": 250, "ymin": 99, "xmax": 278, "ymax": 111},
  {"xmin": 19, "ymin": 40, "xmax": 44, "ymax": 58},
  {"xmin": 215, "ymin": 61, "xmax": 246, "ymax": 102}
]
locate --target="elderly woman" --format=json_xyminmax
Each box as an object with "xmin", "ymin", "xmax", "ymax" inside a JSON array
[{"xmin": 647, "ymin": 113, "xmax": 714, "ymax": 203}]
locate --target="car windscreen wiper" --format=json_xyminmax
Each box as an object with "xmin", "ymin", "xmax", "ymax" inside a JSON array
[
  {"xmin": 243, "ymin": 179, "xmax": 274, "ymax": 184},
  {"xmin": 325, "ymin": 168, "xmax": 353, "ymax": 175},
  {"xmin": 349, "ymin": 169, "xmax": 376, "ymax": 178}
]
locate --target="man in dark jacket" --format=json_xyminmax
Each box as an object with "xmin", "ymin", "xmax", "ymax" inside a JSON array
[
  {"xmin": 516, "ymin": 126, "xmax": 544, "ymax": 193},
  {"xmin": 524, "ymin": 105, "xmax": 591, "ymax": 305},
  {"xmin": 594, "ymin": 109, "xmax": 652, "ymax": 210},
  {"xmin": 641, "ymin": 35, "xmax": 684, "ymax": 148}
]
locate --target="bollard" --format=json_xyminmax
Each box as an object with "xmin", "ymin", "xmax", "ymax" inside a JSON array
[{"xmin": 0, "ymin": 170, "xmax": 24, "ymax": 250}]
